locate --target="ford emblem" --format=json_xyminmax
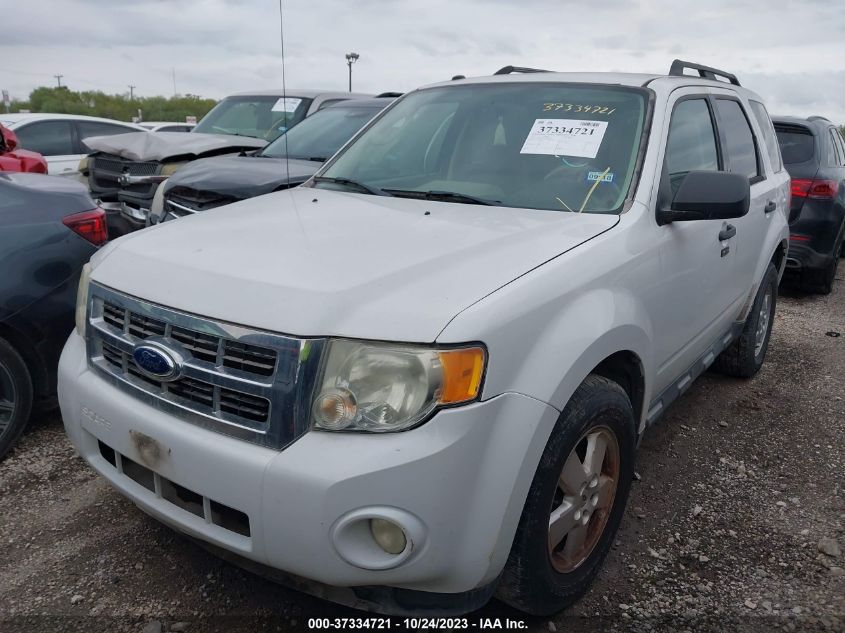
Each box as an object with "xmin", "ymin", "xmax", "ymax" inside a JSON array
[{"xmin": 132, "ymin": 343, "xmax": 180, "ymax": 381}]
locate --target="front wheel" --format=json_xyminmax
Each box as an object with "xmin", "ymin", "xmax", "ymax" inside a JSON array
[{"xmin": 497, "ymin": 375, "xmax": 636, "ymax": 615}]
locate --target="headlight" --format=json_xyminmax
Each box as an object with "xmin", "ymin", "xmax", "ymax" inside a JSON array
[
  {"xmin": 159, "ymin": 162, "xmax": 186, "ymax": 177},
  {"xmin": 75, "ymin": 263, "xmax": 92, "ymax": 337},
  {"xmin": 311, "ymin": 340, "xmax": 485, "ymax": 433},
  {"xmin": 77, "ymin": 156, "xmax": 89, "ymax": 175}
]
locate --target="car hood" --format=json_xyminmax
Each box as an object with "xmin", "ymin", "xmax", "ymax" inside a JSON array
[
  {"xmin": 92, "ymin": 188, "xmax": 618, "ymax": 342},
  {"xmin": 163, "ymin": 154, "xmax": 320, "ymax": 199},
  {"xmin": 83, "ymin": 131, "xmax": 267, "ymax": 162}
]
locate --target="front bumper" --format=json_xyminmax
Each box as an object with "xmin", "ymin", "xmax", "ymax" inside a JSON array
[{"xmin": 58, "ymin": 332, "xmax": 558, "ymax": 605}]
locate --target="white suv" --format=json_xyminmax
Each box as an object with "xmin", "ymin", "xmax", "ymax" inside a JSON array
[{"xmin": 58, "ymin": 60, "xmax": 789, "ymax": 616}]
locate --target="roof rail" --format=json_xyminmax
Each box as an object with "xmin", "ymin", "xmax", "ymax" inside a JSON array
[
  {"xmin": 375, "ymin": 92, "xmax": 403, "ymax": 98},
  {"xmin": 807, "ymin": 115, "xmax": 831, "ymax": 123},
  {"xmin": 668, "ymin": 59, "xmax": 740, "ymax": 86},
  {"xmin": 493, "ymin": 65, "xmax": 551, "ymax": 75}
]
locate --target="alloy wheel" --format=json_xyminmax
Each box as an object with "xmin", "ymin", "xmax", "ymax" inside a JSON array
[
  {"xmin": 0, "ymin": 361, "xmax": 16, "ymax": 435},
  {"xmin": 548, "ymin": 425, "xmax": 620, "ymax": 573}
]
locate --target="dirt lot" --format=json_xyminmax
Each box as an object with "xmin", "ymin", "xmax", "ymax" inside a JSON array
[{"xmin": 1, "ymin": 269, "xmax": 843, "ymax": 633}]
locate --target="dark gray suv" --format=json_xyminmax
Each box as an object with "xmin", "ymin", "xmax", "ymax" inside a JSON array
[{"xmin": 773, "ymin": 115, "xmax": 845, "ymax": 294}]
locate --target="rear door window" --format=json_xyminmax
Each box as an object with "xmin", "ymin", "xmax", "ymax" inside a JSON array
[
  {"xmin": 749, "ymin": 101, "xmax": 782, "ymax": 173},
  {"xmin": 14, "ymin": 120, "xmax": 75, "ymax": 156},
  {"xmin": 714, "ymin": 99, "xmax": 759, "ymax": 180},
  {"xmin": 774, "ymin": 124, "xmax": 815, "ymax": 164}
]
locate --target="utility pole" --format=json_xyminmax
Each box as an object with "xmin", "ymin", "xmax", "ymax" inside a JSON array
[
  {"xmin": 128, "ymin": 85, "xmax": 136, "ymax": 100},
  {"xmin": 53, "ymin": 74, "xmax": 64, "ymax": 88},
  {"xmin": 172, "ymin": 68, "xmax": 177, "ymax": 96}
]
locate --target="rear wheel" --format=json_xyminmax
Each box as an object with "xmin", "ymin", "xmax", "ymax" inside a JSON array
[
  {"xmin": 0, "ymin": 337, "xmax": 33, "ymax": 461},
  {"xmin": 714, "ymin": 262, "xmax": 778, "ymax": 378},
  {"xmin": 497, "ymin": 375, "xmax": 636, "ymax": 615}
]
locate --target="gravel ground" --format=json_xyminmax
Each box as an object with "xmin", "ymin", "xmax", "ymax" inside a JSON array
[{"xmin": 1, "ymin": 269, "xmax": 843, "ymax": 633}]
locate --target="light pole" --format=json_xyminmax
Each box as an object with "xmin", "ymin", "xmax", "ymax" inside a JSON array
[{"xmin": 345, "ymin": 52, "xmax": 359, "ymax": 92}]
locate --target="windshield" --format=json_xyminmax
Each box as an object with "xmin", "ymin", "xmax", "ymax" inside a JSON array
[
  {"xmin": 316, "ymin": 83, "xmax": 647, "ymax": 213},
  {"xmin": 193, "ymin": 95, "xmax": 313, "ymax": 140},
  {"xmin": 260, "ymin": 104, "xmax": 383, "ymax": 160}
]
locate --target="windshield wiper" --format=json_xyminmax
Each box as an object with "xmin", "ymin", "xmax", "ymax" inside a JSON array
[
  {"xmin": 384, "ymin": 189, "xmax": 500, "ymax": 206},
  {"xmin": 312, "ymin": 176, "xmax": 391, "ymax": 197}
]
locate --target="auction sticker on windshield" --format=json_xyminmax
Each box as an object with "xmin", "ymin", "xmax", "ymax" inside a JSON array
[
  {"xmin": 272, "ymin": 97, "xmax": 303, "ymax": 113},
  {"xmin": 520, "ymin": 119, "xmax": 608, "ymax": 158}
]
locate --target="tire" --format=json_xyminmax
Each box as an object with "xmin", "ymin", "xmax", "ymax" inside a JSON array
[
  {"xmin": 713, "ymin": 262, "xmax": 778, "ymax": 378},
  {"xmin": 0, "ymin": 337, "xmax": 34, "ymax": 461},
  {"xmin": 497, "ymin": 375, "xmax": 636, "ymax": 616},
  {"xmin": 802, "ymin": 227, "xmax": 842, "ymax": 295}
]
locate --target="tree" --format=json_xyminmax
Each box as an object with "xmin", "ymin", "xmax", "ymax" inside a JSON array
[{"xmin": 12, "ymin": 86, "xmax": 216, "ymax": 122}]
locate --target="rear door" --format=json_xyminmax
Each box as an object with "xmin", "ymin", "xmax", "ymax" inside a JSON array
[
  {"xmin": 13, "ymin": 120, "xmax": 79, "ymax": 176},
  {"xmin": 713, "ymin": 96, "xmax": 788, "ymax": 299}
]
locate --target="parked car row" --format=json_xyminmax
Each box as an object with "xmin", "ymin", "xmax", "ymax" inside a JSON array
[{"xmin": 0, "ymin": 60, "xmax": 842, "ymax": 619}]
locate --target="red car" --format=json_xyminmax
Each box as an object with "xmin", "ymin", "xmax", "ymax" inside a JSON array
[{"xmin": 0, "ymin": 124, "xmax": 48, "ymax": 173}]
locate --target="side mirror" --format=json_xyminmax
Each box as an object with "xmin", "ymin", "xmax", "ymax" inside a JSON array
[
  {"xmin": 657, "ymin": 170, "xmax": 750, "ymax": 224},
  {"xmin": 0, "ymin": 125, "xmax": 18, "ymax": 151}
]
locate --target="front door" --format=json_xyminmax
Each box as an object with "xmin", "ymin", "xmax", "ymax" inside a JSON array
[{"xmin": 650, "ymin": 91, "xmax": 743, "ymax": 393}]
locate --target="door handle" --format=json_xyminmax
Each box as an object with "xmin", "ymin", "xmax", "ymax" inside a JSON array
[
  {"xmin": 764, "ymin": 201, "xmax": 777, "ymax": 213},
  {"xmin": 719, "ymin": 224, "xmax": 736, "ymax": 241}
]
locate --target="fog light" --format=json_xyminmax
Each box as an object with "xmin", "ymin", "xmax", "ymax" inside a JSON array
[{"xmin": 369, "ymin": 518, "xmax": 406, "ymax": 555}]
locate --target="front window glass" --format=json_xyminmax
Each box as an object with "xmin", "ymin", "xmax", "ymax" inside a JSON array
[
  {"xmin": 317, "ymin": 83, "xmax": 648, "ymax": 214},
  {"xmin": 260, "ymin": 104, "xmax": 382, "ymax": 161},
  {"xmin": 665, "ymin": 99, "xmax": 719, "ymax": 194},
  {"xmin": 193, "ymin": 95, "xmax": 313, "ymax": 140},
  {"xmin": 774, "ymin": 125, "xmax": 815, "ymax": 164}
]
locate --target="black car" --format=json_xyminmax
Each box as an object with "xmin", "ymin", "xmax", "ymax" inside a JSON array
[
  {"xmin": 153, "ymin": 97, "xmax": 395, "ymax": 223},
  {"xmin": 0, "ymin": 173, "xmax": 107, "ymax": 459},
  {"xmin": 773, "ymin": 115, "xmax": 845, "ymax": 293}
]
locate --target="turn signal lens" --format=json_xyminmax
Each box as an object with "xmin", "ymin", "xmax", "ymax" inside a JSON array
[{"xmin": 438, "ymin": 347, "xmax": 485, "ymax": 404}]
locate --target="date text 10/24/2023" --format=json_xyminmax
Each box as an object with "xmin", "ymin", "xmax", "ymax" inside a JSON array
[{"xmin": 307, "ymin": 617, "xmax": 529, "ymax": 630}]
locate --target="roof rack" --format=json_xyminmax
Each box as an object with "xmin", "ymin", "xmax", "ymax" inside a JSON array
[
  {"xmin": 807, "ymin": 115, "xmax": 831, "ymax": 123},
  {"xmin": 669, "ymin": 59, "xmax": 740, "ymax": 86},
  {"xmin": 375, "ymin": 92, "xmax": 403, "ymax": 98},
  {"xmin": 493, "ymin": 66, "xmax": 551, "ymax": 75}
]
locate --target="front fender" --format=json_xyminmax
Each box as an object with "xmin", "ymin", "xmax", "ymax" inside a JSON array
[{"xmin": 438, "ymin": 253, "xmax": 656, "ymax": 435}]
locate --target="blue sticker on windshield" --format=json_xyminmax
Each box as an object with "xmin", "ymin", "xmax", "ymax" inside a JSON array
[{"xmin": 587, "ymin": 171, "xmax": 614, "ymax": 183}]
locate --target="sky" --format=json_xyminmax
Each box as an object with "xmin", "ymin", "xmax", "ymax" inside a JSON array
[{"xmin": 1, "ymin": 0, "xmax": 843, "ymax": 124}]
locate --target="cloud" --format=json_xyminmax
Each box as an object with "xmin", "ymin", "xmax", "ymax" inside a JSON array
[{"xmin": 0, "ymin": 0, "xmax": 842, "ymax": 124}]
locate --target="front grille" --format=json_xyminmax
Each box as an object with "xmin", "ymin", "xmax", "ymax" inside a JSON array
[
  {"xmin": 86, "ymin": 283, "xmax": 321, "ymax": 448},
  {"xmin": 163, "ymin": 187, "xmax": 238, "ymax": 221},
  {"xmin": 93, "ymin": 154, "xmax": 160, "ymax": 176}
]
